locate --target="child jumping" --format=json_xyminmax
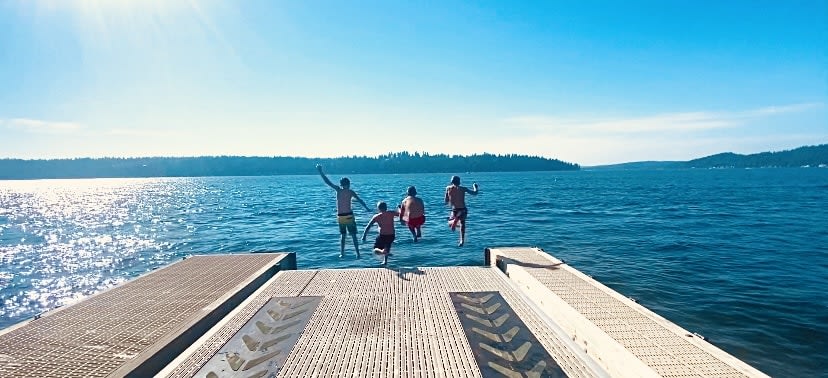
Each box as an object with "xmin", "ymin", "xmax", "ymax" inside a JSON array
[
  {"xmin": 399, "ymin": 186, "xmax": 426, "ymax": 242},
  {"xmin": 362, "ymin": 201, "xmax": 399, "ymax": 265},
  {"xmin": 317, "ymin": 164, "xmax": 371, "ymax": 258},
  {"xmin": 445, "ymin": 175, "xmax": 479, "ymax": 247}
]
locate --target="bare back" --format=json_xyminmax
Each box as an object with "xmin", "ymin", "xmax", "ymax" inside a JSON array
[
  {"xmin": 336, "ymin": 189, "xmax": 355, "ymax": 214},
  {"xmin": 445, "ymin": 185, "xmax": 467, "ymax": 209},
  {"xmin": 400, "ymin": 196, "xmax": 425, "ymax": 220},
  {"xmin": 372, "ymin": 211, "xmax": 399, "ymax": 235}
]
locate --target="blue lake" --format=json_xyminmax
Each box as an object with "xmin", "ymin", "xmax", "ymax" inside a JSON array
[{"xmin": 1, "ymin": 169, "xmax": 826, "ymax": 377}]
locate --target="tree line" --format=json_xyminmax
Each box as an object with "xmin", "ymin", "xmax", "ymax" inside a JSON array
[
  {"xmin": 0, "ymin": 152, "xmax": 580, "ymax": 180},
  {"xmin": 686, "ymin": 144, "xmax": 828, "ymax": 168}
]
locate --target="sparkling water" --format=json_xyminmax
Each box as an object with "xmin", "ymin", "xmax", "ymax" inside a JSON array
[{"xmin": 1, "ymin": 169, "xmax": 826, "ymax": 376}]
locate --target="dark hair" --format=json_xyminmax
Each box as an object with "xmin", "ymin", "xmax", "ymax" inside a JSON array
[
  {"xmin": 451, "ymin": 176, "xmax": 460, "ymax": 185},
  {"xmin": 377, "ymin": 201, "xmax": 388, "ymax": 211},
  {"xmin": 407, "ymin": 186, "xmax": 417, "ymax": 196},
  {"xmin": 340, "ymin": 177, "xmax": 350, "ymax": 187}
]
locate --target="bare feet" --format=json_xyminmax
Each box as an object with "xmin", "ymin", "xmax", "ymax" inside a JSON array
[{"xmin": 458, "ymin": 240, "xmax": 464, "ymax": 247}]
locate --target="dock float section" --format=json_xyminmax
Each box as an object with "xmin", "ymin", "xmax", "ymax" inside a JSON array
[{"xmin": 0, "ymin": 247, "xmax": 769, "ymax": 377}]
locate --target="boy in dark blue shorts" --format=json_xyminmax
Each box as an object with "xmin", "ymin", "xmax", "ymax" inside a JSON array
[{"xmin": 362, "ymin": 201, "xmax": 399, "ymax": 265}]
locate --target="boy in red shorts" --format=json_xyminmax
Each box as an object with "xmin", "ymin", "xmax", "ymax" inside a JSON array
[{"xmin": 399, "ymin": 186, "xmax": 426, "ymax": 242}]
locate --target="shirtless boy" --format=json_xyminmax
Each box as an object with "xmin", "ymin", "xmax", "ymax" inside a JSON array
[
  {"xmin": 317, "ymin": 164, "xmax": 371, "ymax": 258},
  {"xmin": 399, "ymin": 186, "xmax": 426, "ymax": 242},
  {"xmin": 362, "ymin": 201, "xmax": 400, "ymax": 265},
  {"xmin": 445, "ymin": 175, "xmax": 479, "ymax": 247}
]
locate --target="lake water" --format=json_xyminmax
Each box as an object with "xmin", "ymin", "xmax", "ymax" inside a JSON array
[{"xmin": 1, "ymin": 169, "xmax": 826, "ymax": 377}]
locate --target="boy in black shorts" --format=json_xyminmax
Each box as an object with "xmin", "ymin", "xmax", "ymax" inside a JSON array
[{"xmin": 361, "ymin": 201, "xmax": 399, "ymax": 265}]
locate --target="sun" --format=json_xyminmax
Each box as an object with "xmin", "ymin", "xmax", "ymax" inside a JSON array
[{"xmin": 15, "ymin": 0, "xmax": 227, "ymax": 53}]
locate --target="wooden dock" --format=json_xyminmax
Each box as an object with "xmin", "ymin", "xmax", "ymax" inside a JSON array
[
  {"xmin": 0, "ymin": 247, "xmax": 769, "ymax": 377},
  {"xmin": 0, "ymin": 253, "xmax": 295, "ymax": 378}
]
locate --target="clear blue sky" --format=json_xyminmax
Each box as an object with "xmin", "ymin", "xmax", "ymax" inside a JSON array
[{"xmin": 1, "ymin": 0, "xmax": 825, "ymax": 165}]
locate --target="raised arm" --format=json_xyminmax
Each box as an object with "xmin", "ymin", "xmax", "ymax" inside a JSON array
[
  {"xmin": 352, "ymin": 191, "xmax": 371, "ymax": 212},
  {"xmin": 316, "ymin": 164, "xmax": 339, "ymax": 190},
  {"xmin": 465, "ymin": 183, "xmax": 479, "ymax": 195}
]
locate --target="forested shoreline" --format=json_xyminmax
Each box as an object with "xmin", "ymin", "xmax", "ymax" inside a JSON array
[
  {"xmin": 3, "ymin": 144, "xmax": 825, "ymax": 179},
  {"xmin": 588, "ymin": 144, "xmax": 828, "ymax": 170},
  {"xmin": 0, "ymin": 152, "xmax": 579, "ymax": 180}
]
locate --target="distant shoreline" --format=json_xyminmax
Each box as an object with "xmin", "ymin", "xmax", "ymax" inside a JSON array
[
  {"xmin": 0, "ymin": 153, "xmax": 579, "ymax": 180},
  {"xmin": 2, "ymin": 144, "xmax": 826, "ymax": 180}
]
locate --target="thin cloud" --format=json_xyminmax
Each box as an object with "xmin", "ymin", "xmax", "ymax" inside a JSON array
[
  {"xmin": 506, "ymin": 102, "xmax": 824, "ymax": 135},
  {"xmin": 3, "ymin": 118, "xmax": 83, "ymax": 133},
  {"xmin": 746, "ymin": 102, "xmax": 824, "ymax": 116},
  {"xmin": 107, "ymin": 128, "xmax": 183, "ymax": 138}
]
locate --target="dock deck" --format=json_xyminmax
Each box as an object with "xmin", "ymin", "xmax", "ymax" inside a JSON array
[
  {"xmin": 0, "ymin": 247, "xmax": 769, "ymax": 377},
  {"xmin": 0, "ymin": 253, "xmax": 295, "ymax": 378}
]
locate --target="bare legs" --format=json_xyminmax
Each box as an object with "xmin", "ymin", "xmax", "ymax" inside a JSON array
[
  {"xmin": 372, "ymin": 246, "xmax": 390, "ymax": 265},
  {"xmin": 340, "ymin": 233, "xmax": 361, "ymax": 258},
  {"xmin": 407, "ymin": 226, "xmax": 422, "ymax": 242},
  {"xmin": 449, "ymin": 215, "xmax": 466, "ymax": 247},
  {"xmin": 459, "ymin": 221, "xmax": 466, "ymax": 247},
  {"xmin": 351, "ymin": 233, "xmax": 360, "ymax": 258}
]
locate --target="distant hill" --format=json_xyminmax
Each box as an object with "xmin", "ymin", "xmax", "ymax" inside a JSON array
[
  {"xmin": 0, "ymin": 152, "xmax": 579, "ymax": 180},
  {"xmin": 589, "ymin": 144, "xmax": 828, "ymax": 170},
  {"xmin": 685, "ymin": 144, "xmax": 828, "ymax": 168}
]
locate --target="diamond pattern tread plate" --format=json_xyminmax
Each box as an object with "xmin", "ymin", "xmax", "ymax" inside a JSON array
[
  {"xmin": 0, "ymin": 253, "xmax": 292, "ymax": 378},
  {"xmin": 197, "ymin": 296, "xmax": 323, "ymax": 377},
  {"xmin": 450, "ymin": 292, "xmax": 567, "ymax": 377},
  {"xmin": 488, "ymin": 247, "xmax": 769, "ymax": 378},
  {"xmin": 166, "ymin": 267, "xmax": 604, "ymax": 378}
]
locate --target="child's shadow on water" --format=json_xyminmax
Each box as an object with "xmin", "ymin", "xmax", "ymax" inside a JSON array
[{"xmin": 384, "ymin": 266, "xmax": 426, "ymax": 281}]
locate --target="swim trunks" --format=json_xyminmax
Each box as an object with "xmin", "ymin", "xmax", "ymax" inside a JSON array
[
  {"xmin": 406, "ymin": 215, "xmax": 426, "ymax": 230},
  {"xmin": 448, "ymin": 208, "xmax": 467, "ymax": 230},
  {"xmin": 373, "ymin": 234, "xmax": 395, "ymax": 252},
  {"xmin": 337, "ymin": 211, "xmax": 357, "ymax": 235},
  {"xmin": 451, "ymin": 208, "xmax": 467, "ymax": 221}
]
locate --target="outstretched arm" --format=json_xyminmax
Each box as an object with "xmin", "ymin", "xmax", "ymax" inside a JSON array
[
  {"xmin": 465, "ymin": 183, "xmax": 480, "ymax": 195},
  {"xmin": 352, "ymin": 192, "xmax": 371, "ymax": 212},
  {"xmin": 361, "ymin": 218, "xmax": 375, "ymax": 241},
  {"xmin": 316, "ymin": 164, "xmax": 339, "ymax": 190}
]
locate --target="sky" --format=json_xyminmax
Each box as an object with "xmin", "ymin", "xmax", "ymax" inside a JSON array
[{"xmin": 0, "ymin": 1, "xmax": 826, "ymax": 166}]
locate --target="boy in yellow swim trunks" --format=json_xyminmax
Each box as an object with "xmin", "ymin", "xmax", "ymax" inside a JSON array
[{"xmin": 318, "ymin": 164, "xmax": 371, "ymax": 257}]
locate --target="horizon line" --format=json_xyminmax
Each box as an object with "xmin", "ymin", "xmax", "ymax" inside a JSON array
[{"xmin": 2, "ymin": 143, "xmax": 827, "ymax": 166}]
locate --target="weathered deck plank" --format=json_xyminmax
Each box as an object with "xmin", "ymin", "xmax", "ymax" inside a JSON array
[{"xmin": 0, "ymin": 253, "xmax": 294, "ymax": 378}]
